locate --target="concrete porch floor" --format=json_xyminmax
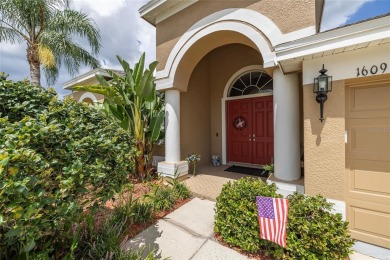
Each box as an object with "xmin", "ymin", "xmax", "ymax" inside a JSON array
[{"xmin": 183, "ymin": 164, "xmax": 257, "ymax": 201}]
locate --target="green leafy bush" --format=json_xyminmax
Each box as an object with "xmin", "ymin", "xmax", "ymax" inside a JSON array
[
  {"xmin": 214, "ymin": 177, "xmax": 281, "ymax": 252},
  {"xmin": 279, "ymin": 193, "xmax": 354, "ymax": 260},
  {"xmin": 0, "ymin": 79, "xmax": 56, "ymax": 122},
  {"xmin": 214, "ymin": 178, "xmax": 354, "ymax": 259},
  {"xmin": 0, "ymin": 79, "xmax": 136, "ymax": 257}
]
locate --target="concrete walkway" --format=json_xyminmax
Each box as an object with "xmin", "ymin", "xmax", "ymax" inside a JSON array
[
  {"xmin": 123, "ymin": 197, "xmax": 246, "ymax": 260},
  {"xmin": 124, "ymin": 197, "xmax": 379, "ymax": 260}
]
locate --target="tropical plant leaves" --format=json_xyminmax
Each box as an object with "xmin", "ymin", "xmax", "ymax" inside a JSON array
[{"xmin": 149, "ymin": 111, "xmax": 164, "ymax": 141}]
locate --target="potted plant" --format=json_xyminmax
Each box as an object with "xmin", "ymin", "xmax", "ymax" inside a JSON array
[{"xmin": 185, "ymin": 154, "xmax": 201, "ymax": 175}]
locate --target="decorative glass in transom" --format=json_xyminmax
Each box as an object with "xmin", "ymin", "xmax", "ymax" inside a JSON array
[{"xmin": 228, "ymin": 71, "xmax": 273, "ymax": 97}]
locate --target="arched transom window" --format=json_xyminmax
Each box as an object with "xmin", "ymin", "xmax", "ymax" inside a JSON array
[{"xmin": 228, "ymin": 70, "xmax": 273, "ymax": 97}]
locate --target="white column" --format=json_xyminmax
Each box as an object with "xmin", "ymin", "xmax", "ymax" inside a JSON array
[
  {"xmin": 157, "ymin": 89, "xmax": 188, "ymax": 178},
  {"xmin": 165, "ymin": 90, "xmax": 181, "ymax": 162},
  {"xmin": 273, "ymin": 69, "xmax": 301, "ymax": 181}
]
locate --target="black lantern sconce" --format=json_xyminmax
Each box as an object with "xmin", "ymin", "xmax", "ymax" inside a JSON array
[{"xmin": 313, "ymin": 64, "xmax": 332, "ymax": 122}]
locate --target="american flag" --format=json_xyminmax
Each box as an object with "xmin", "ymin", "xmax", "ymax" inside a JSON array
[{"xmin": 256, "ymin": 196, "xmax": 289, "ymax": 248}]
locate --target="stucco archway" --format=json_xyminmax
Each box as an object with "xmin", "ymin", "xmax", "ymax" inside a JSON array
[{"xmin": 156, "ymin": 8, "xmax": 314, "ymax": 91}]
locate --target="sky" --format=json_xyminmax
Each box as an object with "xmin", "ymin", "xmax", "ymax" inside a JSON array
[
  {"xmin": 321, "ymin": 0, "xmax": 390, "ymax": 31},
  {"xmin": 0, "ymin": 0, "xmax": 389, "ymax": 98}
]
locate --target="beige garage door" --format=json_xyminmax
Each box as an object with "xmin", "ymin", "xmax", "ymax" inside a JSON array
[{"xmin": 346, "ymin": 76, "xmax": 390, "ymax": 248}]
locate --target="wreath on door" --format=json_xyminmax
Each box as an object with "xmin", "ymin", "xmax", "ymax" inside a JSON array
[{"xmin": 233, "ymin": 116, "xmax": 247, "ymax": 130}]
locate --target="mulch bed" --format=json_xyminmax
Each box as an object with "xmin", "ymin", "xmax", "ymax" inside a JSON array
[{"xmin": 93, "ymin": 177, "xmax": 192, "ymax": 241}]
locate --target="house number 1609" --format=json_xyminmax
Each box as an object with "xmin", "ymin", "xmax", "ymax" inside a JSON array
[{"xmin": 357, "ymin": 63, "xmax": 387, "ymax": 77}]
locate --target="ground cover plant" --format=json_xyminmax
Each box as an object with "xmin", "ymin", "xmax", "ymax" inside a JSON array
[
  {"xmin": 214, "ymin": 177, "xmax": 354, "ymax": 260},
  {"xmin": 0, "ymin": 78, "xmax": 136, "ymax": 258}
]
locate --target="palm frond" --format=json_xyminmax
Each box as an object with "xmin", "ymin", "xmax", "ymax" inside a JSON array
[
  {"xmin": 40, "ymin": 30, "xmax": 100, "ymax": 77},
  {"xmin": 0, "ymin": 25, "xmax": 23, "ymax": 43},
  {"xmin": 43, "ymin": 65, "xmax": 59, "ymax": 86},
  {"xmin": 46, "ymin": 9, "xmax": 101, "ymax": 54}
]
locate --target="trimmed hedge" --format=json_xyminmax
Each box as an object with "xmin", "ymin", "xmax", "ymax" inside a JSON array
[
  {"xmin": 214, "ymin": 177, "xmax": 282, "ymax": 252},
  {"xmin": 214, "ymin": 178, "xmax": 354, "ymax": 259},
  {"xmin": 0, "ymin": 79, "xmax": 136, "ymax": 257}
]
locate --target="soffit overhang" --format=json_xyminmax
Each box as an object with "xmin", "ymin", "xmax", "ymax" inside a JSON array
[
  {"xmin": 275, "ymin": 15, "xmax": 390, "ymax": 74},
  {"xmin": 62, "ymin": 68, "xmax": 124, "ymax": 90},
  {"xmin": 139, "ymin": 0, "xmax": 198, "ymax": 26}
]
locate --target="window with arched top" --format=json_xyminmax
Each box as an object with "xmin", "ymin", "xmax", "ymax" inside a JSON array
[{"xmin": 228, "ymin": 70, "xmax": 273, "ymax": 97}]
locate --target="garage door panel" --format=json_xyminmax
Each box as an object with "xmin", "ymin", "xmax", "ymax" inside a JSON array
[
  {"xmin": 347, "ymin": 159, "xmax": 390, "ymax": 198},
  {"xmin": 346, "ymin": 118, "xmax": 390, "ymax": 161},
  {"xmin": 353, "ymin": 169, "xmax": 390, "ymax": 194},
  {"xmin": 346, "ymin": 81, "xmax": 390, "ymax": 119},
  {"xmin": 350, "ymin": 206, "xmax": 390, "ymax": 237},
  {"xmin": 345, "ymin": 78, "xmax": 390, "ymax": 248},
  {"xmin": 347, "ymin": 202, "xmax": 390, "ymax": 248}
]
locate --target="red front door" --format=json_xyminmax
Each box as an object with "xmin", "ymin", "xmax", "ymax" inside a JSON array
[{"xmin": 227, "ymin": 96, "xmax": 274, "ymax": 165}]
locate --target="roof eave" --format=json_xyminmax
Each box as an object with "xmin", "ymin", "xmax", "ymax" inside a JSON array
[
  {"xmin": 62, "ymin": 68, "xmax": 108, "ymax": 90},
  {"xmin": 139, "ymin": 0, "xmax": 198, "ymax": 26}
]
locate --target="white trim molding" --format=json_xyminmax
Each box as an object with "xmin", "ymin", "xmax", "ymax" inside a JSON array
[
  {"xmin": 156, "ymin": 8, "xmax": 315, "ymax": 91},
  {"xmin": 276, "ymin": 15, "xmax": 390, "ymax": 61},
  {"xmin": 79, "ymin": 92, "xmax": 98, "ymax": 102}
]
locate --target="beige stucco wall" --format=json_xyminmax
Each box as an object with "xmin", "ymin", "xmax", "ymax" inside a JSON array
[
  {"xmin": 303, "ymin": 80, "xmax": 345, "ymax": 201},
  {"xmin": 180, "ymin": 57, "xmax": 211, "ymax": 165},
  {"xmin": 180, "ymin": 43, "xmax": 263, "ymax": 165},
  {"xmin": 156, "ymin": 0, "xmax": 315, "ymax": 70}
]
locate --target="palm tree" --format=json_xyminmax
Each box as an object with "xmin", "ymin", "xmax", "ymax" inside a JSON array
[{"xmin": 0, "ymin": 0, "xmax": 101, "ymax": 86}]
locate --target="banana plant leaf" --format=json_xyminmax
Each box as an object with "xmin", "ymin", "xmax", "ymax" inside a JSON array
[{"xmin": 148, "ymin": 111, "xmax": 164, "ymax": 141}]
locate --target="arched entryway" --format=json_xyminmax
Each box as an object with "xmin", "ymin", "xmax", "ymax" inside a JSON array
[
  {"xmin": 225, "ymin": 70, "xmax": 274, "ymax": 165},
  {"xmin": 156, "ymin": 9, "xmax": 302, "ymax": 181},
  {"xmin": 180, "ymin": 44, "xmax": 264, "ymax": 167}
]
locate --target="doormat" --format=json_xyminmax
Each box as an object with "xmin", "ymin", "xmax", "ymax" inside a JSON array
[{"xmin": 224, "ymin": 165, "xmax": 269, "ymax": 181}]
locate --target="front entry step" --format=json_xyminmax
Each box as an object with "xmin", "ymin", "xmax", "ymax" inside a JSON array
[{"xmin": 266, "ymin": 174, "xmax": 304, "ymax": 197}]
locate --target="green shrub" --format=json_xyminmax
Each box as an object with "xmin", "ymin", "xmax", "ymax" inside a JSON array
[
  {"xmin": 0, "ymin": 79, "xmax": 56, "ymax": 122},
  {"xmin": 279, "ymin": 193, "xmax": 354, "ymax": 260},
  {"xmin": 0, "ymin": 79, "xmax": 136, "ymax": 257},
  {"xmin": 214, "ymin": 177, "xmax": 281, "ymax": 252},
  {"xmin": 214, "ymin": 178, "xmax": 354, "ymax": 259}
]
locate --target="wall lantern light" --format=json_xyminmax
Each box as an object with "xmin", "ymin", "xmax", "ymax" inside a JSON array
[{"xmin": 313, "ymin": 64, "xmax": 332, "ymax": 122}]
